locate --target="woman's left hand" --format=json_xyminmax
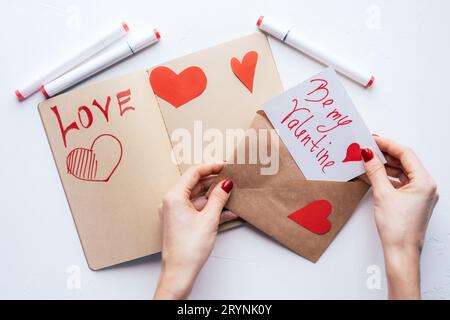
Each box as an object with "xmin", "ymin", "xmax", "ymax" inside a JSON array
[{"xmin": 154, "ymin": 163, "xmax": 236, "ymax": 300}]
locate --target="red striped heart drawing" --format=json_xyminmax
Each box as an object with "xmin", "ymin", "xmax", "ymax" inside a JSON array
[{"xmin": 66, "ymin": 134, "xmax": 123, "ymax": 182}]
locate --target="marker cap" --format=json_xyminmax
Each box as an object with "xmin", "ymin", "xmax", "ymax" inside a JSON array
[
  {"xmin": 128, "ymin": 30, "xmax": 160, "ymax": 53},
  {"xmin": 41, "ymin": 85, "xmax": 50, "ymax": 99},
  {"xmin": 257, "ymin": 16, "xmax": 264, "ymax": 27},
  {"xmin": 366, "ymin": 76, "xmax": 375, "ymax": 88},
  {"xmin": 154, "ymin": 28, "xmax": 161, "ymax": 40},
  {"xmin": 15, "ymin": 90, "xmax": 25, "ymax": 102},
  {"xmin": 257, "ymin": 16, "xmax": 289, "ymax": 41}
]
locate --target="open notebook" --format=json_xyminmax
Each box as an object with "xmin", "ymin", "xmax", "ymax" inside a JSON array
[{"xmin": 38, "ymin": 33, "xmax": 283, "ymax": 270}]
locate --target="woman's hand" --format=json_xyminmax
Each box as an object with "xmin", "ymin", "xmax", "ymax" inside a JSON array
[
  {"xmin": 361, "ymin": 136, "xmax": 439, "ymax": 299},
  {"xmin": 153, "ymin": 163, "xmax": 236, "ymax": 300}
]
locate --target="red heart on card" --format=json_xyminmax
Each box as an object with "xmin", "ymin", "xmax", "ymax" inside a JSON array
[
  {"xmin": 149, "ymin": 66, "xmax": 207, "ymax": 108},
  {"xmin": 231, "ymin": 51, "xmax": 258, "ymax": 93},
  {"xmin": 342, "ymin": 143, "xmax": 363, "ymax": 163},
  {"xmin": 288, "ymin": 200, "xmax": 333, "ymax": 235},
  {"xmin": 66, "ymin": 134, "xmax": 123, "ymax": 182}
]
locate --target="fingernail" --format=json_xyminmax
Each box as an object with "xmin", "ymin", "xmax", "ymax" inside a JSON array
[
  {"xmin": 361, "ymin": 148, "xmax": 374, "ymax": 162},
  {"xmin": 221, "ymin": 179, "xmax": 234, "ymax": 193},
  {"xmin": 372, "ymin": 133, "xmax": 379, "ymax": 137}
]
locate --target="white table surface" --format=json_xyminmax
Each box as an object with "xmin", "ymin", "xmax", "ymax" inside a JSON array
[{"xmin": 1, "ymin": 0, "xmax": 449, "ymax": 299}]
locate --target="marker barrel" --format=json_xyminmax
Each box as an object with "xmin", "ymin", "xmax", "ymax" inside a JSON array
[
  {"xmin": 16, "ymin": 22, "xmax": 129, "ymax": 100},
  {"xmin": 42, "ymin": 30, "xmax": 160, "ymax": 98},
  {"xmin": 257, "ymin": 16, "xmax": 374, "ymax": 88}
]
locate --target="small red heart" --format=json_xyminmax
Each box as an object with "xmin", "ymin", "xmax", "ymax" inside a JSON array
[
  {"xmin": 342, "ymin": 143, "xmax": 362, "ymax": 163},
  {"xmin": 66, "ymin": 134, "xmax": 123, "ymax": 182},
  {"xmin": 231, "ymin": 51, "xmax": 258, "ymax": 93},
  {"xmin": 288, "ymin": 200, "xmax": 333, "ymax": 235},
  {"xmin": 150, "ymin": 66, "xmax": 207, "ymax": 108}
]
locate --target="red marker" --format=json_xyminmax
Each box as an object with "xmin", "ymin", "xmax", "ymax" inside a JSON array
[
  {"xmin": 42, "ymin": 30, "xmax": 161, "ymax": 98},
  {"xmin": 257, "ymin": 16, "xmax": 375, "ymax": 88},
  {"xmin": 15, "ymin": 22, "xmax": 130, "ymax": 101}
]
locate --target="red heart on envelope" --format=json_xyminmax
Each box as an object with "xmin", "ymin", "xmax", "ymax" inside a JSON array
[
  {"xmin": 66, "ymin": 134, "xmax": 123, "ymax": 182},
  {"xmin": 231, "ymin": 51, "xmax": 258, "ymax": 93},
  {"xmin": 288, "ymin": 200, "xmax": 333, "ymax": 235},
  {"xmin": 342, "ymin": 143, "xmax": 363, "ymax": 163},
  {"xmin": 150, "ymin": 66, "xmax": 207, "ymax": 108}
]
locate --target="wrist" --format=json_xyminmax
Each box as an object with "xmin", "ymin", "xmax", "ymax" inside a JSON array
[
  {"xmin": 153, "ymin": 262, "xmax": 197, "ymax": 300},
  {"xmin": 383, "ymin": 242, "xmax": 421, "ymax": 266},
  {"xmin": 383, "ymin": 245, "xmax": 421, "ymax": 300}
]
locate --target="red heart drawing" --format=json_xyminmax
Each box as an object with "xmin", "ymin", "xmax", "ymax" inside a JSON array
[
  {"xmin": 149, "ymin": 66, "xmax": 207, "ymax": 108},
  {"xmin": 342, "ymin": 143, "xmax": 363, "ymax": 163},
  {"xmin": 288, "ymin": 200, "xmax": 333, "ymax": 235},
  {"xmin": 231, "ymin": 51, "xmax": 258, "ymax": 93},
  {"xmin": 66, "ymin": 134, "xmax": 123, "ymax": 182}
]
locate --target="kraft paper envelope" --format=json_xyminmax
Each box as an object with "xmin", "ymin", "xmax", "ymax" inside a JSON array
[
  {"xmin": 38, "ymin": 33, "xmax": 283, "ymax": 270},
  {"xmin": 216, "ymin": 111, "xmax": 369, "ymax": 262}
]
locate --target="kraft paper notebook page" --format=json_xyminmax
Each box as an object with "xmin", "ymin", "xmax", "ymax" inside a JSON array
[
  {"xmin": 38, "ymin": 32, "xmax": 283, "ymax": 270},
  {"xmin": 149, "ymin": 32, "xmax": 282, "ymax": 173},
  {"xmin": 216, "ymin": 111, "xmax": 369, "ymax": 262},
  {"xmin": 39, "ymin": 71, "xmax": 179, "ymax": 271}
]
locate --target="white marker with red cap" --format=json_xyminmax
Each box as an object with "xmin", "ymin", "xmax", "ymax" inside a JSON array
[
  {"xmin": 257, "ymin": 16, "xmax": 375, "ymax": 88},
  {"xmin": 15, "ymin": 22, "xmax": 130, "ymax": 101},
  {"xmin": 41, "ymin": 30, "xmax": 161, "ymax": 98}
]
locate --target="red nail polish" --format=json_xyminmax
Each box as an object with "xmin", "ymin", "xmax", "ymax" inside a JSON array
[
  {"xmin": 361, "ymin": 148, "xmax": 374, "ymax": 162},
  {"xmin": 221, "ymin": 180, "xmax": 234, "ymax": 193}
]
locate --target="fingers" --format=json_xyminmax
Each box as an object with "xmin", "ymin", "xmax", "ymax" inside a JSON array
[
  {"xmin": 361, "ymin": 148, "xmax": 393, "ymax": 195},
  {"xmin": 384, "ymin": 153, "xmax": 402, "ymax": 169},
  {"xmin": 388, "ymin": 177, "xmax": 404, "ymax": 189},
  {"xmin": 192, "ymin": 196, "xmax": 238, "ymax": 222},
  {"xmin": 191, "ymin": 196, "xmax": 238, "ymax": 223},
  {"xmin": 203, "ymin": 179, "xmax": 234, "ymax": 219},
  {"xmin": 191, "ymin": 196, "xmax": 207, "ymax": 211},
  {"xmin": 190, "ymin": 176, "xmax": 218, "ymax": 199},
  {"xmin": 219, "ymin": 210, "xmax": 238, "ymax": 224},
  {"xmin": 385, "ymin": 166, "xmax": 409, "ymax": 185},
  {"xmin": 374, "ymin": 136, "xmax": 427, "ymax": 179},
  {"xmin": 173, "ymin": 163, "xmax": 225, "ymax": 197}
]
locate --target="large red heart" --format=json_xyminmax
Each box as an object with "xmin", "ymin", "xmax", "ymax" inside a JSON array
[
  {"xmin": 342, "ymin": 143, "xmax": 362, "ymax": 163},
  {"xmin": 66, "ymin": 134, "xmax": 123, "ymax": 182},
  {"xmin": 231, "ymin": 51, "xmax": 258, "ymax": 93},
  {"xmin": 288, "ymin": 200, "xmax": 333, "ymax": 235},
  {"xmin": 149, "ymin": 66, "xmax": 207, "ymax": 108}
]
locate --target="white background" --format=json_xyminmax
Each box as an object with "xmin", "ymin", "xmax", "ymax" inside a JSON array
[{"xmin": 1, "ymin": 0, "xmax": 449, "ymax": 299}]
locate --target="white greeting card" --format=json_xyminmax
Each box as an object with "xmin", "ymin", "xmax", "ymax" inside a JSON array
[{"xmin": 263, "ymin": 68, "xmax": 385, "ymax": 182}]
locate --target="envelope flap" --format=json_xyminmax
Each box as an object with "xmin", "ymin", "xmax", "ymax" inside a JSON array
[{"xmin": 224, "ymin": 111, "xmax": 306, "ymax": 188}]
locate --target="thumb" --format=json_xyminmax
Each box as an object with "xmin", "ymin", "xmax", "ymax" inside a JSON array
[
  {"xmin": 203, "ymin": 179, "xmax": 234, "ymax": 217},
  {"xmin": 361, "ymin": 148, "xmax": 392, "ymax": 194}
]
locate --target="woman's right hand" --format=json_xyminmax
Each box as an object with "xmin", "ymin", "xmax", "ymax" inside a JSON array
[{"xmin": 361, "ymin": 136, "xmax": 439, "ymax": 299}]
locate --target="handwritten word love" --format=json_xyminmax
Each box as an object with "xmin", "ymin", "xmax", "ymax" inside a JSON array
[{"xmin": 51, "ymin": 89, "xmax": 134, "ymax": 147}]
